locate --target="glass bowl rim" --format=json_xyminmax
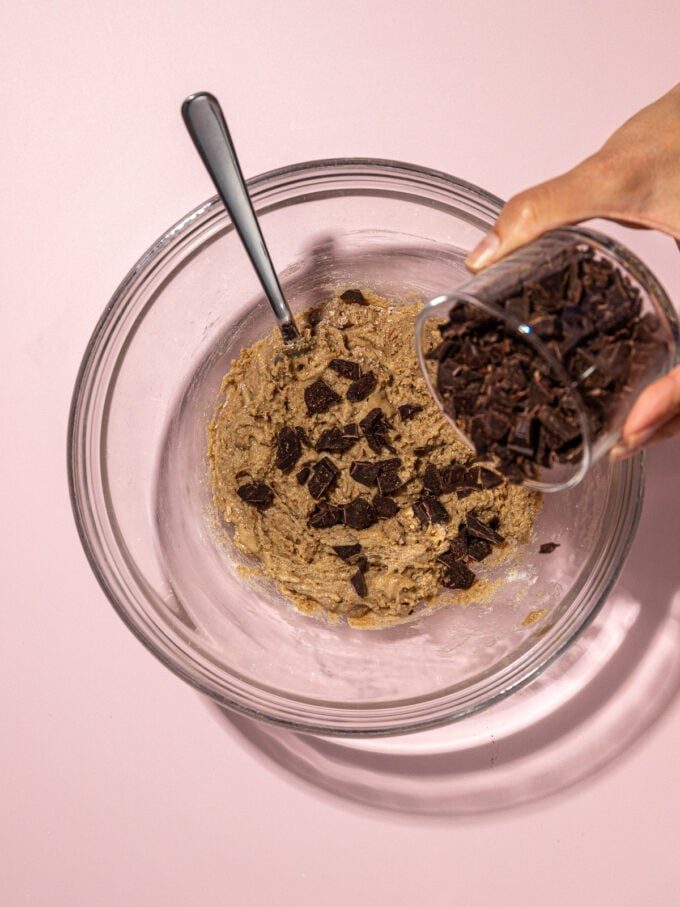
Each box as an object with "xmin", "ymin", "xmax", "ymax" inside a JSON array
[{"xmin": 67, "ymin": 157, "xmax": 645, "ymax": 737}]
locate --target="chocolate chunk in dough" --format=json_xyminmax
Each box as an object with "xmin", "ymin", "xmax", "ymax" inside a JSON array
[
  {"xmin": 237, "ymin": 482, "xmax": 274, "ymax": 511},
  {"xmin": 468, "ymin": 538, "xmax": 493, "ymax": 561},
  {"xmin": 373, "ymin": 495, "xmax": 399, "ymax": 519},
  {"xmin": 423, "ymin": 463, "xmax": 442, "ymax": 495},
  {"xmin": 315, "ymin": 424, "xmax": 360, "ymax": 453},
  {"xmin": 360, "ymin": 407, "xmax": 395, "ymax": 454},
  {"xmin": 304, "ymin": 379, "xmax": 341, "ymax": 415},
  {"xmin": 308, "ymin": 502, "xmax": 344, "ymax": 528},
  {"xmin": 351, "ymin": 569, "xmax": 368, "ymax": 597},
  {"xmin": 466, "ymin": 513, "xmax": 505, "ymax": 544},
  {"xmin": 340, "ymin": 288, "xmax": 367, "ymax": 305},
  {"xmin": 333, "ymin": 543, "xmax": 362, "ymax": 561},
  {"xmin": 377, "ymin": 467, "xmax": 403, "ymax": 496},
  {"xmin": 442, "ymin": 560, "xmax": 476, "ymax": 590},
  {"xmin": 360, "ymin": 407, "xmax": 393, "ymax": 435},
  {"xmin": 412, "ymin": 500, "xmax": 429, "ymax": 527},
  {"xmin": 448, "ymin": 529, "xmax": 469, "ymax": 561},
  {"xmin": 456, "ymin": 468, "xmax": 482, "ymax": 499},
  {"xmin": 329, "ymin": 358, "xmax": 362, "ymax": 380},
  {"xmin": 347, "ymin": 371, "xmax": 377, "ymax": 402},
  {"xmin": 539, "ymin": 542, "xmax": 560, "ymax": 554},
  {"xmin": 398, "ymin": 403, "xmax": 423, "ymax": 422},
  {"xmin": 307, "ymin": 457, "xmax": 339, "ymax": 500},
  {"xmin": 295, "ymin": 426, "xmax": 312, "ymax": 448},
  {"xmin": 344, "ymin": 497, "xmax": 378, "ymax": 530},
  {"xmin": 349, "ymin": 460, "xmax": 381, "ymax": 487},
  {"xmin": 436, "ymin": 547, "xmax": 461, "ymax": 571},
  {"xmin": 414, "ymin": 495, "xmax": 450, "ymax": 526},
  {"xmin": 476, "ymin": 467, "xmax": 503, "ymax": 489},
  {"xmin": 296, "ymin": 465, "xmax": 311, "ymax": 486},
  {"xmin": 439, "ymin": 463, "xmax": 466, "ymax": 494},
  {"xmin": 424, "ymin": 496, "xmax": 450, "ymax": 524},
  {"xmin": 275, "ymin": 426, "xmax": 302, "ymax": 471}
]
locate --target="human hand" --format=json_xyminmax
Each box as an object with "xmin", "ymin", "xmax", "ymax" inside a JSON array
[{"xmin": 465, "ymin": 83, "xmax": 680, "ymax": 459}]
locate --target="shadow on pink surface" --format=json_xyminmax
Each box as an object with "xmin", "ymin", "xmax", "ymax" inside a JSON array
[{"xmin": 209, "ymin": 440, "xmax": 680, "ymax": 816}]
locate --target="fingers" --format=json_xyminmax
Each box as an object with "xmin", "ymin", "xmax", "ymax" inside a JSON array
[
  {"xmin": 466, "ymin": 157, "xmax": 616, "ymax": 272},
  {"xmin": 610, "ymin": 365, "xmax": 680, "ymax": 460}
]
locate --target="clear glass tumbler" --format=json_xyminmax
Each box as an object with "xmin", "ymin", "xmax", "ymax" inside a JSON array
[{"xmin": 416, "ymin": 227, "xmax": 679, "ymax": 492}]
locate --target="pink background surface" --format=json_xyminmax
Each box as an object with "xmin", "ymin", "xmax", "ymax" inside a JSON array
[{"xmin": 3, "ymin": 1, "xmax": 680, "ymax": 904}]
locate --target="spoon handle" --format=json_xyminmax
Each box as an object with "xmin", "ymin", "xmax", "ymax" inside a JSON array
[{"xmin": 182, "ymin": 92, "xmax": 298, "ymax": 339}]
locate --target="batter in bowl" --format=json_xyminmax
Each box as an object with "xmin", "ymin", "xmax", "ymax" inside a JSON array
[{"xmin": 208, "ymin": 289, "xmax": 541, "ymax": 627}]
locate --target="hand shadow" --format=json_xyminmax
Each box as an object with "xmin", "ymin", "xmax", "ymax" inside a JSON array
[{"xmin": 207, "ymin": 440, "xmax": 680, "ymax": 819}]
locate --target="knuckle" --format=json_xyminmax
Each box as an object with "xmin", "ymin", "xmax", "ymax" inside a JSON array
[{"xmin": 505, "ymin": 192, "xmax": 541, "ymax": 233}]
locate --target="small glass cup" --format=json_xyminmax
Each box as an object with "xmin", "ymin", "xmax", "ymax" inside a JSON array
[{"xmin": 416, "ymin": 227, "xmax": 679, "ymax": 492}]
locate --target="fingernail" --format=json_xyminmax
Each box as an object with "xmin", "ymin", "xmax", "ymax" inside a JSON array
[
  {"xmin": 609, "ymin": 425, "xmax": 657, "ymax": 462},
  {"xmin": 609, "ymin": 443, "xmax": 635, "ymax": 463},
  {"xmin": 466, "ymin": 231, "xmax": 501, "ymax": 271}
]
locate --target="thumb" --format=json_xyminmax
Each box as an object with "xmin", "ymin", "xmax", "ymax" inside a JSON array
[{"xmin": 466, "ymin": 157, "xmax": 613, "ymax": 272}]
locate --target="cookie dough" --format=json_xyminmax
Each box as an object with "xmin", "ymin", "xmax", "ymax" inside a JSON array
[{"xmin": 208, "ymin": 290, "xmax": 541, "ymax": 627}]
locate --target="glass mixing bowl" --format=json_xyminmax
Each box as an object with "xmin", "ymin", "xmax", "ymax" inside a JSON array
[{"xmin": 69, "ymin": 159, "xmax": 644, "ymax": 736}]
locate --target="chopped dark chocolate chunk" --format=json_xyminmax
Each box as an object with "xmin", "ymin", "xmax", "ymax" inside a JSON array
[
  {"xmin": 295, "ymin": 426, "xmax": 311, "ymax": 448},
  {"xmin": 448, "ymin": 529, "xmax": 469, "ymax": 561},
  {"xmin": 468, "ymin": 538, "xmax": 493, "ymax": 561},
  {"xmin": 307, "ymin": 457, "xmax": 339, "ymax": 500},
  {"xmin": 359, "ymin": 407, "xmax": 395, "ymax": 454},
  {"xmin": 414, "ymin": 445, "xmax": 433, "ymax": 457},
  {"xmin": 328, "ymin": 358, "xmax": 362, "ymax": 380},
  {"xmin": 377, "ymin": 468, "xmax": 403, "ymax": 495},
  {"xmin": 398, "ymin": 403, "xmax": 423, "ymax": 422},
  {"xmin": 347, "ymin": 371, "xmax": 377, "ymax": 402},
  {"xmin": 476, "ymin": 467, "xmax": 503, "ymax": 489},
  {"xmin": 412, "ymin": 499, "xmax": 429, "ymax": 527},
  {"xmin": 439, "ymin": 463, "xmax": 466, "ymax": 494},
  {"xmin": 436, "ymin": 547, "xmax": 461, "ymax": 571},
  {"xmin": 296, "ymin": 465, "xmax": 311, "ymax": 485},
  {"xmin": 500, "ymin": 462, "xmax": 525, "ymax": 484},
  {"xmin": 414, "ymin": 495, "xmax": 450, "ymax": 526},
  {"xmin": 275, "ymin": 426, "xmax": 302, "ymax": 471},
  {"xmin": 349, "ymin": 460, "xmax": 381, "ymax": 487},
  {"xmin": 340, "ymin": 288, "xmax": 367, "ymax": 305},
  {"xmin": 237, "ymin": 482, "xmax": 274, "ymax": 511},
  {"xmin": 333, "ymin": 543, "xmax": 362, "ymax": 561},
  {"xmin": 507, "ymin": 415, "xmax": 536, "ymax": 458},
  {"xmin": 505, "ymin": 296, "xmax": 531, "ymax": 323},
  {"xmin": 365, "ymin": 432, "xmax": 395, "ymax": 455},
  {"xmin": 423, "ymin": 463, "xmax": 442, "ymax": 495},
  {"xmin": 315, "ymin": 424, "xmax": 360, "ymax": 453},
  {"xmin": 442, "ymin": 560, "xmax": 476, "ymax": 590},
  {"xmin": 305, "ymin": 305, "xmax": 324, "ymax": 330},
  {"xmin": 359, "ymin": 407, "xmax": 393, "ymax": 434},
  {"xmin": 304, "ymin": 378, "xmax": 341, "ymax": 415},
  {"xmin": 350, "ymin": 569, "xmax": 368, "ymax": 597},
  {"xmin": 343, "ymin": 497, "xmax": 378, "ymax": 530},
  {"xmin": 466, "ymin": 514, "xmax": 504, "ymax": 544},
  {"xmin": 308, "ymin": 501, "xmax": 344, "ymax": 528},
  {"xmin": 539, "ymin": 542, "xmax": 560, "ymax": 554},
  {"xmin": 373, "ymin": 495, "xmax": 399, "ymax": 519},
  {"xmin": 426, "ymin": 496, "xmax": 450, "ymax": 524},
  {"xmin": 354, "ymin": 555, "xmax": 369, "ymax": 573}
]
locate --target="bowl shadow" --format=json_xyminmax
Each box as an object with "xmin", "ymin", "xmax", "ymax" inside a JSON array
[{"xmin": 207, "ymin": 439, "xmax": 680, "ymax": 818}]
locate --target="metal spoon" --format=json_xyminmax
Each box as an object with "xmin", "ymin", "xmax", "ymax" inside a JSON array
[{"xmin": 181, "ymin": 92, "xmax": 299, "ymax": 342}]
